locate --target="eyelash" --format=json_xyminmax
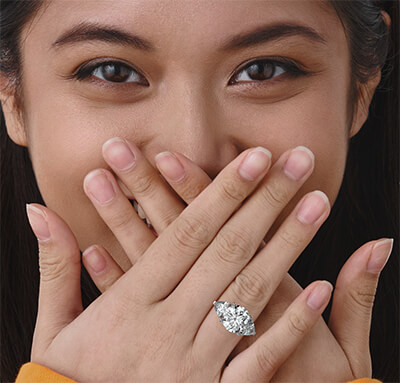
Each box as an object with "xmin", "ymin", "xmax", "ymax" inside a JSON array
[{"xmin": 67, "ymin": 57, "xmax": 308, "ymax": 87}]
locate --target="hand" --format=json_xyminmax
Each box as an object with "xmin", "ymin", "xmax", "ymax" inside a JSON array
[
  {"xmin": 80, "ymin": 138, "xmax": 391, "ymax": 381},
  {"xmin": 27, "ymin": 141, "xmax": 335, "ymax": 382}
]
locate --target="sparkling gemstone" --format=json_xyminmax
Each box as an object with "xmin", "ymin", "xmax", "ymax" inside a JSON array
[{"xmin": 213, "ymin": 301, "xmax": 256, "ymax": 336}]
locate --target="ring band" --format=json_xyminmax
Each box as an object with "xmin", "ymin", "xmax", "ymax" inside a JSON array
[{"xmin": 213, "ymin": 301, "xmax": 256, "ymax": 336}]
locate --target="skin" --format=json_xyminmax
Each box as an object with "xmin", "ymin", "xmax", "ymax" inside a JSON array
[
  {"xmin": 1, "ymin": 0, "xmax": 390, "ymax": 381},
  {"xmin": 3, "ymin": 0, "xmax": 377, "ymax": 270}
]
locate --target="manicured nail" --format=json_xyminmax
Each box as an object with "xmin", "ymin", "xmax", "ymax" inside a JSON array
[
  {"xmin": 366, "ymin": 238, "xmax": 394, "ymax": 274},
  {"xmin": 307, "ymin": 281, "xmax": 333, "ymax": 310},
  {"xmin": 296, "ymin": 190, "xmax": 329, "ymax": 224},
  {"xmin": 26, "ymin": 204, "xmax": 51, "ymax": 242},
  {"xmin": 103, "ymin": 137, "xmax": 136, "ymax": 171},
  {"xmin": 238, "ymin": 147, "xmax": 272, "ymax": 181},
  {"xmin": 284, "ymin": 146, "xmax": 314, "ymax": 181},
  {"xmin": 85, "ymin": 170, "xmax": 116, "ymax": 204},
  {"xmin": 83, "ymin": 245, "xmax": 107, "ymax": 273},
  {"xmin": 155, "ymin": 151, "xmax": 185, "ymax": 182}
]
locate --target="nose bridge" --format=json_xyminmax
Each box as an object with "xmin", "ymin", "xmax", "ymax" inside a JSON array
[{"xmin": 154, "ymin": 77, "xmax": 235, "ymax": 179}]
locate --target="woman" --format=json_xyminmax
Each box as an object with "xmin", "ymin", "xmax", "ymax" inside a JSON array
[{"xmin": 1, "ymin": 0, "xmax": 398, "ymax": 381}]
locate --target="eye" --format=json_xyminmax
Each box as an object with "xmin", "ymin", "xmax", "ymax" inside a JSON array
[
  {"xmin": 70, "ymin": 60, "xmax": 149, "ymax": 85},
  {"xmin": 229, "ymin": 58, "xmax": 306, "ymax": 85}
]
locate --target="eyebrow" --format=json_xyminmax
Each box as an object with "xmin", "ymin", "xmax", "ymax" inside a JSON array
[
  {"xmin": 220, "ymin": 22, "xmax": 327, "ymax": 51},
  {"xmin": 51, "ymin": 21, "xmax": 155, "ymax": 51},
  {"xmin": 51, "ymin": 21, "xmax": 327, "ymax": 52}
]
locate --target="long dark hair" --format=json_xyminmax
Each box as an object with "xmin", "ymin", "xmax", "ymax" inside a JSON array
[{"xmin": 1, "ymin": 1, "xmax": 398, "ymax": 382}]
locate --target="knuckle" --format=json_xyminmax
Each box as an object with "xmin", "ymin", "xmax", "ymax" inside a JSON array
[
  {"xmin": 260, "ymin": 179, "xmax": 289, "ymax": 208},
  {"xmin": 158, "ymin": 210, "xmax": 177, "ymax": 228},
  {"xmin": 131, "ymin": 173, "xmax": 157, "ymax": 196},
  {"xmin": 287, "ymin": 311, "xmax": 309, "ymax": 337},
  {"xmin": 108, "ymin": 210, "xmax": 136, "ymax": 232},
  {"xmin": 347, "ymin": 286, "xmax": 376, "ymax": 311},
  {"xmin": 180, "ymin": 182, "xmax": 206, "ymax": 203},
  {"xmin": 254, "ymin": 342, "xmax": 278, "ymax": 376},
  {"xmin": 232, "ymin": 268, "xmax": 270, "ymax": 305},
  {"xmin": 171, "ymin": 213, "xmax": 211, "ymax": 251},
  {"xmin": 214, "ymin": 228, "xmax": 251, "ymax": 266},
  {"xmin": 277, "ymin": 227, "xmax": 303, "ymax": 250},
  {"xmin": 39, "ymin": 250, "xmax": 69, "ymax": 282},
  {"xmin": 157, "ymin": 206, "xmax": 182, "ymax": 228},
  {"xmin": 219, "ymin": 179, "xmax": 247, "ymax": 203}
]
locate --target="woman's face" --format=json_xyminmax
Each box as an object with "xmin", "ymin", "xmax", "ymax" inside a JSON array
[{"xmin": 5, "ymin": 0, "xmax": 366, "ymax": 270}]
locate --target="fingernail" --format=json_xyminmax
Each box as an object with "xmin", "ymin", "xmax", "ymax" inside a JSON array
[
  {"xmin": 284, "ymin": 146, "xmax": 314, "ymax": 181},
  {"xmin": 307, "ymin": 281, "xmax": 333, "ymax": 310},
  {"xmin": 366, "ymin": 238, "xmax": 394, "ymax": 274},
  {"xmin": 83, "ymin": 245, "xmax": 106, "ymax": 273},
  {"xmin": 238, "ymin": 147, "xmax": 272, "ymax": 181},
  {"xmin": 296, "ymin": 190, "xmax": 329, "ymax": 224},
  {"xmin": 26, "ymin": 204, "xmax": 51, "ymax": 242},
  {"xmin": 155, "ymin": 151, "xmax": 185, "ymax": 182},
  {"xmin": 103, "ymin": 137, "xmax": 136, "ymax": 171},
  {"xmin": 85, "ymin": 170, "xmax": 116, "ymax": 204}
]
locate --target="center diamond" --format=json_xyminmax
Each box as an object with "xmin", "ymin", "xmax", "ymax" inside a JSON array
[{"xmin": 213, "ymin": 301, "xmax": 256, "ymax": 336}]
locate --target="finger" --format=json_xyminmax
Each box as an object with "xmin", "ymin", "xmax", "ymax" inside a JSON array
[
  {"xmin": 126, "ymin": 146, "xmax": 272, "ymax": 303},
  {"xmin": 194, "ymin": 190, "xmax": 330, "ymax": 362},
  {"xmin": 83, "ymin": 168, "xmax": 155, "ymax": 264},
  {"xmin": 155, "ymin": 150, "xmax": 214, "ymax": 205},
  {"xmin": 173, "ymin": 146, "xmax": 315, "ymax": 323},
  {"xmin": 220, "ymin": 281, "xmax": 333, "ymax": 383},
  {"xmin": 82, "ymin": 244, "xmax": 124, "ymax": 293},
  {"xmin": 25, "ymin": 203, "xmax": 83, "ymax": 352},
  {"xmin": 328, "ymin": 238, "xmax": 393, "ymax": 377},
  {"xmin": 118, "ymin": 146, "xmax": 216, "ymax": 237},
  {"xmin": 158, "ymin": 151, "xmax": 247, "ymax": 217},
  {"xmin": 102, "ymin": 137, "xmax": 186, "ymax": 235}
]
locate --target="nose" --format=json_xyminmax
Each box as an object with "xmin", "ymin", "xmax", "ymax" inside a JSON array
[
  {"xmin": 154, "ymin": 127, "xmax": 238, "ymax": 180},
  {"xmin": 143, "ymin": 83, "xmax": 242, "ymax": 180}
]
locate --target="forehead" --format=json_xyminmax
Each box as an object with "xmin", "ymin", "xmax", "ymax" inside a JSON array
[{"xmin": 26, "ymin": 0, "xmax": 343, "ymax": 55}]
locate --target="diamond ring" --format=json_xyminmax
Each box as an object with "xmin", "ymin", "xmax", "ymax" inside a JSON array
[{"xmin": 213, "ymin": 301, "xmax": 256, "ymax": 336}]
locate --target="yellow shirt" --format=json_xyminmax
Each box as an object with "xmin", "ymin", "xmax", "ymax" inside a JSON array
[{"xmin": 15, "ymin": 362, "xmax": 383, "ymax": 382}]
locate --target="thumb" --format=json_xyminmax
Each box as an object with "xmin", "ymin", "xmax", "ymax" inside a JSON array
[
  {"xmin": 26, "ymin": 203, "xmax": 83, "ymax": 353},
  {"xmin": 328, "ymin": 238, "xmax": 393, "ymax": 378}
]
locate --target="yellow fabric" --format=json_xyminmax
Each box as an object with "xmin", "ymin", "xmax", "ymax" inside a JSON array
[
  {"xmin": 348, "ymin": 380, "xmax": 382, "ymax": 383},
  {"xmin": 347, "ymin": 380, "xmax": 382, "ymax": 383},
  {"xmin": 16, "ymin": 361, "xmax": 383, "ymax": 382},
  {"xmin": 15, "ymin": 362, "xmax": 77, "ymax": 382}
]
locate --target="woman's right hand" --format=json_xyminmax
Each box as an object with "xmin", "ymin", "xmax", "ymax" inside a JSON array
[{"xmin": 26, "ymin": 143, "xmax": 333, "ymax": 382}]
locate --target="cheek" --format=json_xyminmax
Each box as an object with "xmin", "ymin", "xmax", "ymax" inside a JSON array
[
  {"xmin": 228, "ymin": 91, "xmax": 349, "ymax": 243},
  {"xmin": 226, "ymin": 86, "xmax": 349, "ymax": 208},
  {"xmin": 25, "ymin": 94, "xmax": 125, "ymax": 252},
  {"xmin": 281, "ymin": 90, "xmax": 349, "ymax": 205}
]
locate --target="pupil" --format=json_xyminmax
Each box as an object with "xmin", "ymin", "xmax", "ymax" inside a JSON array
[
  {"xmin": 102, "ymin": 63, "xmax": 130, "ymax": 82},
  {"xmin": 247, "ymin": 62, "xmax": 274, "ymax": 80}
]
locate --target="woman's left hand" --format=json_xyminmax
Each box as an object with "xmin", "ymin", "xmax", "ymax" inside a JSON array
[{"xmin": 81, "ymin": 138, "xmax": 392, "ymax": 381}]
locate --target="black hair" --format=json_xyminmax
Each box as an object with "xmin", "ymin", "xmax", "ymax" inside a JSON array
[{"xmin": 1, "ymin": 1, "xmax": 398, "ymax": 381}]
